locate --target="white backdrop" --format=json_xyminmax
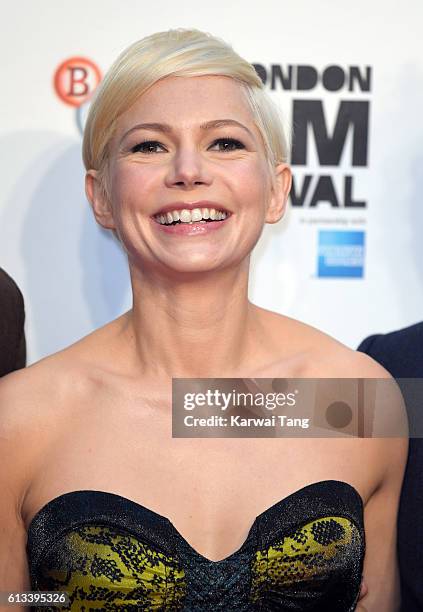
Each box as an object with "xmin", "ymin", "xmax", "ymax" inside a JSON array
[{"xmin": 2, "ymin": 0, "xmax": 423, "ymax": 365}]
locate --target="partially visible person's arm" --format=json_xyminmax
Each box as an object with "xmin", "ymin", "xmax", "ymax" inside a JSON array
[
  {"xmin": 14, "ymin": 285, "xmax": 26, "ymax": 372},
  {"xmin": 0, "ymin": 268, "xmax": 26, "ymax": 377}
]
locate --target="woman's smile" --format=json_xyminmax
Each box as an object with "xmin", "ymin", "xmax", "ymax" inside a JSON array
[
  {"xmin": 150, "ymin": 209, "xmax": 232, "ymax": 236},
  {"xmin": 151, "ymin": 200, "xmax": 233, "ymax": 236}
]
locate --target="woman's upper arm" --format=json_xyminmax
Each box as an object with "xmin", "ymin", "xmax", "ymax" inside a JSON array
[
  {"xmin": 360, "ymin": 434, "xmax": 408, "ymax": 611},
  {"xmin": 343, "ymin": 355, "xmax": 409, "ymax": 611},
  {"xmin": 0, "ymin": 372, "xmax": 32, "ymax": 594},
  {"xmin": 0, "ymin": 488, "xmax": 30, "ymax": 591}
]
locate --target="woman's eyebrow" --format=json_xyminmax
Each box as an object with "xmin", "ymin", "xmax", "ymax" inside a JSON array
[{"xmin": 119, "ymin": 119, "xmax": 254, "ymax": 143}]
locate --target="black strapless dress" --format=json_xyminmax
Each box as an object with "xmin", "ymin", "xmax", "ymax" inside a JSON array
[{"xmin": 26, "ymin": 480, "xmax": 365, "ymax": 611}]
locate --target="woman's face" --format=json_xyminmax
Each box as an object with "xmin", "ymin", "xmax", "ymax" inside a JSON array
[{"xmin": 91, "ymin": 75, "xmax": 291, "ymax": 275}]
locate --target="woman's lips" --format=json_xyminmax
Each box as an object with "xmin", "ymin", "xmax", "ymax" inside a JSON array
[{"xmin": 150, "ymin": 216, "xmax": 231, "ymax": 235}]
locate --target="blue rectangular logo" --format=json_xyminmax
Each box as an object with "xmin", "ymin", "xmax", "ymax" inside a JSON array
[{"xmin": 318, "ymin": 230, "xmax": 365, "ymax": 278}]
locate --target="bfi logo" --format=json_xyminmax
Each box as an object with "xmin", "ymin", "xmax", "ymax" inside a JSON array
[{"xmin": 53, "ymin": 57, "xmax": 102, "ymax": 107}]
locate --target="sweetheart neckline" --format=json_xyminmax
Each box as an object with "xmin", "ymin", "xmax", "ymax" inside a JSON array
[{"xmin": 26, "ymin": 479, "xmax": 364, "ymax": 565}]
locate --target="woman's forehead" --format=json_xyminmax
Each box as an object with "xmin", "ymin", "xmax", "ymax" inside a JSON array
[{"xmin": 114, "ymin": 75, "xmax": 256, "ymax": 137}]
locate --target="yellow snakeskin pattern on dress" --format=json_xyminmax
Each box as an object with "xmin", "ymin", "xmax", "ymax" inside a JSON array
[
  {"xmin": 251, "ymin": 516, "xmax": 359, "ymax": 601},
  {"xmin": 35, "ymin": 524, "xmax": 186, "ymax": 610},
  {"xmin": 34, "ymin": 516, "xmax": 359, "ymax": 611}
]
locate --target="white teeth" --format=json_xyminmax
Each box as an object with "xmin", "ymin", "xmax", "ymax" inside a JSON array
[
  {"xmin": 179, "ymin": 209, "xmax": 192, "ymax": 222},
  {"xmin": 191, "ymin": 208, "xmax": 202, "ymax": 222},
  {"xmin": 154, "ymin": 206, "xmax": 230, "ymax": 225}
]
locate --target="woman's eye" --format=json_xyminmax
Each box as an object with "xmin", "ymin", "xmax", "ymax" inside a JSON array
[
  {"xmin": 130, "ymin": 137, "xmax": 245, "ymax": 154},
  {"xmin": 131, "ymin": 140, "xmax": 164, "ymax": 154},
  {"xmin": 210, "ymin": 138, "xmax": 245, "ymax": 152}
]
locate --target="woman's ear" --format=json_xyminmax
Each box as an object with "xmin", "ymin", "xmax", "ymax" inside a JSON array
[
  {"xmin": 85, "ymin": 170, "xmax": 116, "ymax": 230},
  {"xmin": 265, "ymin": 163, "xmax": 292, "ymax": 224}
]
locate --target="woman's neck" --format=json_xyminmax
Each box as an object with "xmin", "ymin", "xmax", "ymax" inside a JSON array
[{"xmin": 122, "ymin": 265, "xmax": 265, "ymax": 379}]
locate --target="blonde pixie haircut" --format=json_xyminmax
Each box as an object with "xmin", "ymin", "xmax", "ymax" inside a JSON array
[{"xmin": 82, "ymin": 28, "xmax": 290, "ymax": 198}]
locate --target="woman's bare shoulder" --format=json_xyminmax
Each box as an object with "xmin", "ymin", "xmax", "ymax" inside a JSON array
[
  {"xmin": 264, "ymin": 310, "xmax": 408, "ymax": 487},
  {"xmin": 309, "ymin": 335, "xmax": 392, "ymax": 378},
  {"xmin": 0, "ymin": 318, "xmax": 124, "ymax": 435},
  {"xmin": 0, "ymin": 356, "xmax": 75, "ymax": 515},
  {"xmin": 260, "ymin": 307, "xmax": 392, "ymax": 378},
  {"xmin": 0, "ymin": 318, "xmax": 129, "ymax": 524}
]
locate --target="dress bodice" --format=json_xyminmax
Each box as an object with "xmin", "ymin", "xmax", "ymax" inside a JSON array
[{"xmin": 26, "ymin": 480, "xmax": 365, "ymax": 611}]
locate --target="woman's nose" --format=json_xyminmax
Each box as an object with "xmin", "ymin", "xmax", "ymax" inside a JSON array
[{"xmin": 165, "ymin": 146, "xmax": 212, "ymax": 188}]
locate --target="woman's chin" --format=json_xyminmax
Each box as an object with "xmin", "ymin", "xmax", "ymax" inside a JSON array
[{"xmin": 159, "ymin": 261, "xmax": 228, "ymax": 276}]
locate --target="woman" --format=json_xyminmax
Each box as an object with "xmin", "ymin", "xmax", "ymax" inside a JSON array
[{"xmin": 0, "ymin": 28, "xmax": 407, "ymax": 611}]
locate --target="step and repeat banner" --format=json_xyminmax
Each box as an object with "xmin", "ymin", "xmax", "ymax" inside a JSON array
[{"xmin": 2, "ymin": 0, "xmax": 423, "ymax": 364}]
